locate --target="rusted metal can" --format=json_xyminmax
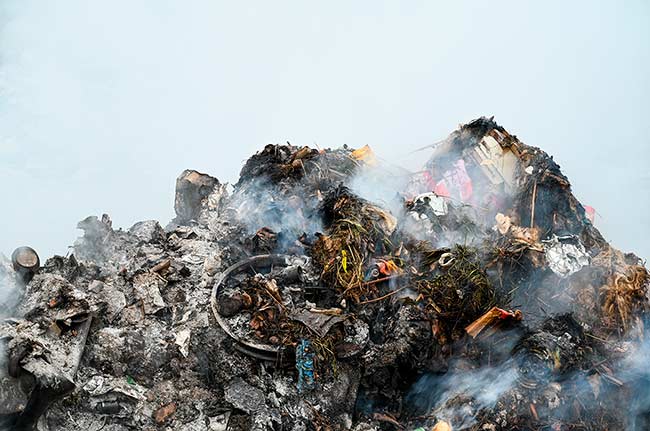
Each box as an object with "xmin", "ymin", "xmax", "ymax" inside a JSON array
[{"xmin": 11, "ymin": 246, "xmax": 40, "ymax": 283}]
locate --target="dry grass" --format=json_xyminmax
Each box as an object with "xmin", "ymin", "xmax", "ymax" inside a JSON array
[{"xmin": 600, "ymin": 264, "xmax": 649, "ymax": 332}]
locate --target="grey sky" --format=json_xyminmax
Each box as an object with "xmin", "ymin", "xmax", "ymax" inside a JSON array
[{"xmin": 1, "ymin": 1, "xmax": 648, "ymax": 261}]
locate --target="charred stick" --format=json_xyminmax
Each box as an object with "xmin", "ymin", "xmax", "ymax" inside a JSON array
[
  {"xmin": 151, "ymin": 259, "xmax": 171, "ymax": 273},
  {"xmin": 371, "ymin": 413, "xmax": 403, "ymax": 429},
  {"xmin": 358, "ymin": 286, "xmax": 407, "ymax": 304},
  {"xmin": 361, "ymin": 274, "xmax": 404, "ymax": 287},
  {"xmin": 530, "ymin": 180, "xmax": 537, "ymax": 228}
]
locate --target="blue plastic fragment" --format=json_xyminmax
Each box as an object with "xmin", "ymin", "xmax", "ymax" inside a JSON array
[{"xmin": 296, "ymin": 339, "xmax": 315, "ymax": 392}]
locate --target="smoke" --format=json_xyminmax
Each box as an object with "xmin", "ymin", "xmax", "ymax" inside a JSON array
[
  {"xmin": 347, "ymin": 162, "xmax": 412, "ymax": 217},
  {"xmin": 346, "ymin": 148, "xmax": 498, "ymax": 251},
  {"xmin": 227, "ymin": 177, "xmax": 324, "ymax": 252},
  {"xmin": 0, "ymin": 256, "xmax": 20, "ymax": 431},
  {"xmin": 0, "ymin": 255, "xmax": 21, "ymax": 319},
  {"xmin": 344, "ymin": 141, "xmax": 650, "ymax": 430},
  {"xmin": 406, "ymin": 360, "xmax": 519, "ymax": 430},
  {"xmin": 617, "ymin": 332, "xmax": 650, "ymax": 430},
  {"xmin": 0, "ymin": 254, "xmax": 22, "ymax": 368}
]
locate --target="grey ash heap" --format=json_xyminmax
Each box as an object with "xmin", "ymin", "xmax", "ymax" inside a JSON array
[{"xmin": 1, "ymin": 117, "xmax": 648, "ymax": 431}]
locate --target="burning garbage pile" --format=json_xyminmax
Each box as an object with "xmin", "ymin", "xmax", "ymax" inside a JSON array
[{"xmin": 1, "ymin": 117, "xmax": 649, "ymax": 430}]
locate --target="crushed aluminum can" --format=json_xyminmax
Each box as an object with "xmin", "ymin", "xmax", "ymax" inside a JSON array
[{"xmin": 543, "ymin": 235, "xmax": 590, "ymax": 278}]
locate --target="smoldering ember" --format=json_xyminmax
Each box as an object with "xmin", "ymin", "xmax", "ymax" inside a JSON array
[{"xmin": 1, "ymin": 117, "xmax": 649, "ymax": 431}]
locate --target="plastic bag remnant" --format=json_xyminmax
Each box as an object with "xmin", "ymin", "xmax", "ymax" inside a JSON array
[{"xmin": 296, "ymin": 339, "xmax": 315, "ymax": 392}]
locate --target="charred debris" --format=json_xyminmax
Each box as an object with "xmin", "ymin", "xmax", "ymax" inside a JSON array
[{"xmin": 1, "ymin": 117, "xmax": 649, "ymax": 431}]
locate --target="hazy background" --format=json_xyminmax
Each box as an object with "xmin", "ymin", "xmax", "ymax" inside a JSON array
[{"xmin": 0, "ymin": 1, "xmax": 648, "ymax": 261}]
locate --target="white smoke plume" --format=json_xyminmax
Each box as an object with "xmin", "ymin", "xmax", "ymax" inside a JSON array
[
  {"xmin": 617, "ymin": 334, "xmax": 650, "ymax": 430},
  {"xmin": 0, "ymin": 255, "xmax": 21, "ymax": 319},
  {"xmin": 406, "ymin": 360, "xmax": 520, "ymax": 430},
  {"xmin": 228, "ymin": 178, "xmax": 324, "ymax": 240}
]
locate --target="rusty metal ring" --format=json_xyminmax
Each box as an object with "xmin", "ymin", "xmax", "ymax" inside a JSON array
[{"xmin": 211, "ymin": 254, "xmax": 293, "ymax": 360}]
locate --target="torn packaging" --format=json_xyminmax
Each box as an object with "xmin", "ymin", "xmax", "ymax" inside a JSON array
[
  {"xmin": 408, "ymin": 193, "xmax": 449, "ymax": 219},
  {"xmin": 289, "ymin": 309, "xmax": 345, "ymax": 338},
  {"xmin": 2, "ymin": 118, "xmax": 648, "ymax": 431},
  {"xmin": 467, "ymin": 132, "xmax": 519, "ymax": 191}
]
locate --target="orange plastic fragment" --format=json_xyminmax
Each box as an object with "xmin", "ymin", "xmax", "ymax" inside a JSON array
[
  {"xmin": 465, "ymin": 306, "xmax": 522, "ymax": 338},
  {"xmin": 351, "ymin": 145, "xmax": 378, "ymax": 166}
]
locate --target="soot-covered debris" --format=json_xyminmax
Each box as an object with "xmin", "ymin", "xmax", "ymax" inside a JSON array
[{"xmin": 1, "ymin": 117, "xmax": 649, "ymax": 431}]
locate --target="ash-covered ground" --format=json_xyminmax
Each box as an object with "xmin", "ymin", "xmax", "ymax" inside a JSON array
[{"xmin": 1, "ymin": 117, "xmax": 648, "ymax": 431}]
